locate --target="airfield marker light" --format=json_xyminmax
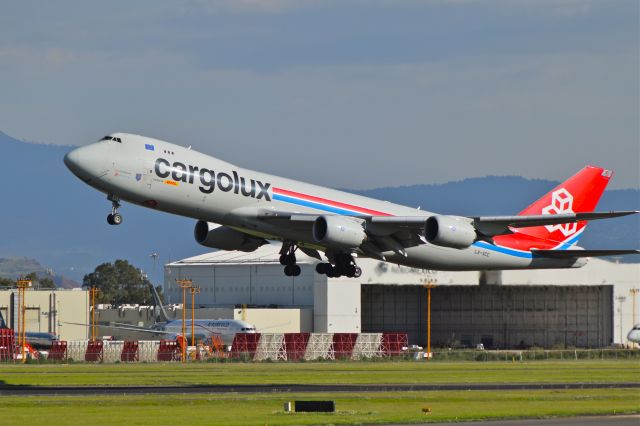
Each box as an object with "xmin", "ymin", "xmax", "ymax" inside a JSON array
[
  {"xmin": 189, "ymin": 286, "xmax": 201, "ymax": 348},
  {"xmin": 16, "ymin": 279, "xmax": 32, "ymax": 363},
  {"xmin": 175, "ymin": 278, "xmax": 192, "ymax": 362}
]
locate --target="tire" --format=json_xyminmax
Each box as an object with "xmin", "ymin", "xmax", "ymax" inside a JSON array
[
  {"xmin": 107, "ymin": 214, "xmax": 114, "ymax": 225},
  {"xmin": 279, "ymin": 254, "xmax": 288, "ymax": 265},
  {"xmin": 284, "ymin": 265, "xmax": 293, "ymax": 276},
  {"xmin": 353, "ymin": 267, "xmax": 362, "ymax": 278},
  {"xmin": 315, "ymin": 263, "xmax": 328, "ymax": 274},
  {"xmin": 292, "ymin": 265, "xmax": 301, "ymax": 276},
  {"xmin": 112, "ymin": 213, "xmax": 123, "ymax": 225}
]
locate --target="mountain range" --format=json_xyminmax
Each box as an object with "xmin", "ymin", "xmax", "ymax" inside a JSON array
[{"xmin": 1, "ymin": 130, "xmax": 637, "ymax": 286}]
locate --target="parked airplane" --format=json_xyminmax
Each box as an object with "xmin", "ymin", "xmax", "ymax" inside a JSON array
[
  {"xmin": 0, "ymin": 311, "xmax": 58, "ymax": 349},
  {"xmin": 628, "ymin": 324, "xmax": 640, "ymax": 344},
  {"xmin": 79, "ymin": 284, "xmax": 256, "ymax": 346},
  {"xmin": 64, "ymin": 133, "xmax": 638, "ymax": 278}
]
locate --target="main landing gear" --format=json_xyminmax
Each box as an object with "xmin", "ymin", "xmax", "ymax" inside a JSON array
[
  {"xmin": 316, "ymin": 252, "xmax": 362, "ymax": 278},
  {"xmin": 106, "ymin": 195, "xmax": 123, "ymax": 225},
  {"xmin": 280, "ymin": 243, "xmax": 301, "ymax": 277}
]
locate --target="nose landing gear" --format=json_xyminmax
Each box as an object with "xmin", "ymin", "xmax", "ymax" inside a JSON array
[{"xmin": 106, "ymin": 195, "xmax": 123, "ymax": 225}]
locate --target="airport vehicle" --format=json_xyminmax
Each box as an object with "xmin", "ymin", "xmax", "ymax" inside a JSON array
[
  {"xmin": 88, "ymin": 284, "xmax": 256, "ymax": 346},
  {"xmin": 64, "ymin": 133, "xmax": 639, "ymax": 278},
  {"xmin": 628, "ymin": 324, "xmax": 640, "ymax": 344}
]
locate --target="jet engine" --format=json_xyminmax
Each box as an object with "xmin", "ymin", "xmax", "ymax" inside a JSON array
[
  {"xmin": 425, "ymin": 215, "xmax": 477, "ymax": 249},
  {"xmin": 312, "ymin": 215, "xmax": 367, "ymax": 249},
  {"xmin": 194, "ymin": 221, "xmax": 267, "ymax": 252}
]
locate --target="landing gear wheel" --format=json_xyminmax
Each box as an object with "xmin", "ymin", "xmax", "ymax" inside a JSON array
[
  {"xmin": 107, "ymin": 195, "xmax": 123, "ymax": 226},
  {"xmin": 353, "ymin": 266, "xmax": 362, "ymax": 278},
  {"xmin": 291, "ymin": 265, "xmax": 301, "ymax": 276},
  {"xmin": 284, "ymin": 265, "xmax": 293, "ymax": 276},
  {"xmin": 316, "ymin": 263, "xmax": 328, "ymax": 274},
  {"xmin": 111, "ymin": 213, "xmax": 123, "ymax": 225}
]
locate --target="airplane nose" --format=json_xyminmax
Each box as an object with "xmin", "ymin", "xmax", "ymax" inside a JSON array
[
  {"xmin": 64, "ymin": 143, "xmax": 108, "ymax": 181},
  {"xmin": 64, "ymin": 147, "xmax": 85, "ymax": 177}
]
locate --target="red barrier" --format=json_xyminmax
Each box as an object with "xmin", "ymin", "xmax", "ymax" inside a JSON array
[
  {"xmin": 157, "ymin": 340, "xmax": 179, "ymax": 361},
  {"xmin": 230, "ymin": 333, "xmax": 261, "ymax": 360},
  {"xmin": 0, "ymin": 329, "xmax": 15, "ymax": 362},
  {"xmin": 48, "ymin": 341, "xmax": 67, "ymax": 361},
  {"xmin": 284, "ymin": 333, "xmax": 310, "ymax": 361},
  {"xmin": 85, "ymin": 340, "xmax": 104, "ymax": 362},
  {"xmin": 381, "ymin": 333, "xmax": 408, "ymax": 356},
  {"xmin": 121, "ymin": 341, "xmax": 139, "ymax": 362},
  {"xmin": 332, "ymin": 333, "xmax": 358, "ymax": 359}
]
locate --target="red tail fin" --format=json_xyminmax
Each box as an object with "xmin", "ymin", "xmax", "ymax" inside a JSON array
[{"xmin": 516, "ymin": 165, "xmax": 613, "ymax": 244}]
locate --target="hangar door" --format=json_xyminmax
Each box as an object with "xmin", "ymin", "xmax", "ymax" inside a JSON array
[{"xmin": 361, "ymin": 285, "xmax": 613, "ymax": 349}]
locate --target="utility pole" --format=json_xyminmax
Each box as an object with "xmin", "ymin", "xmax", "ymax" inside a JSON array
[
  {"xmin": 175, "ymin": 278, "xmax": 192, "ymax": 362},
  {"xmin": 189, "ymin": 286, "xmax": 201, "ymax": 347},
  {"xmin": 16, "ymin": 279, "xmax": 32, "ymax": 363}
]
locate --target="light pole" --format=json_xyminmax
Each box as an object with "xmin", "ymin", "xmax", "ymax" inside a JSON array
[
  {"xmin": 189, "ymin": 287, "xmax": 201, "ymax": 347},
  {"xmin": 16, "ymin": 279, "xmax": 32, "ymax": 363},
  {"xmin": 175, "ymin": 278, "xmax": 192, "ymax": 362},
  {"xmin": 422, "ymin": 278, "xmax": 437, "ymax": 359}
]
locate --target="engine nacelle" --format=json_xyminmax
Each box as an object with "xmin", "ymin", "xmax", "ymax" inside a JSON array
[
  {"xmin": 312, "ymin": 215, "xmax": 366, "ymax": 249},
  {"xmin": 425, "ymin": 215, "xmax": 477, "ymax": 249},
  {"xmin": 194, "ymin": 221, "xmax": 266, "ymax": 252}
]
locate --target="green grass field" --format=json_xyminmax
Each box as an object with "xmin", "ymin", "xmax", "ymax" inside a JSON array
[
  {"xmin": 1, "ymin": 360, "xmax": 638, "ymax": 425},
  {"xmin": 0, "ymin": 359, "xmax": 638, "ymax": 386}
]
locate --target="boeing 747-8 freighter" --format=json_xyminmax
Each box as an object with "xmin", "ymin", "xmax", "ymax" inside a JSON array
[{"xmin": 64, "ymin": 133, "xmax": 638, "ymax": 278}]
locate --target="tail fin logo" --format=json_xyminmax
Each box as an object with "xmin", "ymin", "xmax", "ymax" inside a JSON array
[{"xmin": 541, "ymin": 188, "xmax": 576, "ymax": 237}]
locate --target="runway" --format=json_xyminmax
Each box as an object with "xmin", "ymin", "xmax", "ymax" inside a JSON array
[{"xmin": 1, "ymin": 382, "xmax": 638, "ymax": 396}]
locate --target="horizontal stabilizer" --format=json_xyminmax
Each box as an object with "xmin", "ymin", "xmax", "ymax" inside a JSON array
[{"xmin": 531, "ymin": 249, "xmax": 640, "ymax": 259}]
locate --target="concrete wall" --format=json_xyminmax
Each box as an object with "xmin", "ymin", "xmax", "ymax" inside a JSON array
[{"xmin": 0, "ymin": 289, "xmax": 89, "ymax": 341}]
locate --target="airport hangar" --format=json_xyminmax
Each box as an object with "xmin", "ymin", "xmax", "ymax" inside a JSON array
[{"xmin": 158, "ymin": 245, "xmax": 640, "ymax": 349}]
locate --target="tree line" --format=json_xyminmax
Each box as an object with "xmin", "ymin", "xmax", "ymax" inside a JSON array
[{"xmin": 0, "ymin": 259, "xmax": 163, "ymax": 305}]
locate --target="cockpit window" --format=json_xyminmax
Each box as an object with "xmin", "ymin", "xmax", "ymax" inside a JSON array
[{"xmin": 99, "ymin": 135, "xmax": 122, "ymax": 143}]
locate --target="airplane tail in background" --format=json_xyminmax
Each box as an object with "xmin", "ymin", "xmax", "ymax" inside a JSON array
[
  {"xmin": 148, "ymin": 283, "xmax": 170, "ymax": 323},
  {"xmin": 0, "ymin": 310, "xmax": 6, "ymax": 329},
  {"xmin": 514, "ymin": 165, "xmax": 612, "ymax": 246}
]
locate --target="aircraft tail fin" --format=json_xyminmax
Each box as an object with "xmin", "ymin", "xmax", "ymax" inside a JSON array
[
  {"xmin": 149, "ymin": 284, "xmax": 170, "ymax": 323},
  {"xmin": 515, "ymin": 165, "xmax": 612, "ymax": 245},
  {"xmin": 0, "ymin": 310, "xmax": 6, "ymax": 329}
]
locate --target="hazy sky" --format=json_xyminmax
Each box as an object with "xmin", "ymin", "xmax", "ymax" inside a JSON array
[{"xmin": 1, "ymin": 0, "xmax": 638, "ymax": 189}]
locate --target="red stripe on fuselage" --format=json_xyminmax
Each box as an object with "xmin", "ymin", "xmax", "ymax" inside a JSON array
[{"xmin": 272, "ymin": 187, "xmax": 393, "ymax": 216}]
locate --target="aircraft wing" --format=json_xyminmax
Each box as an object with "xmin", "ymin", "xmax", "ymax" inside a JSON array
[
  {"xmin": 471, "ymin": 211, "xmax": 638, "ymax": 237},
  {"xmin": 253, "ymin": 209, "xmax": 637, "ymax": 243},
  {"xmin": 62, "ymin": 321, "xmax": 176, "ymax": 335}
]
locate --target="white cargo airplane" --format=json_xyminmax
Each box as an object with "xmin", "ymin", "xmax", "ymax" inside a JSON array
[{"xmin": 64, "ymin": 133, "xmax": 638, "ymax": 278}]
